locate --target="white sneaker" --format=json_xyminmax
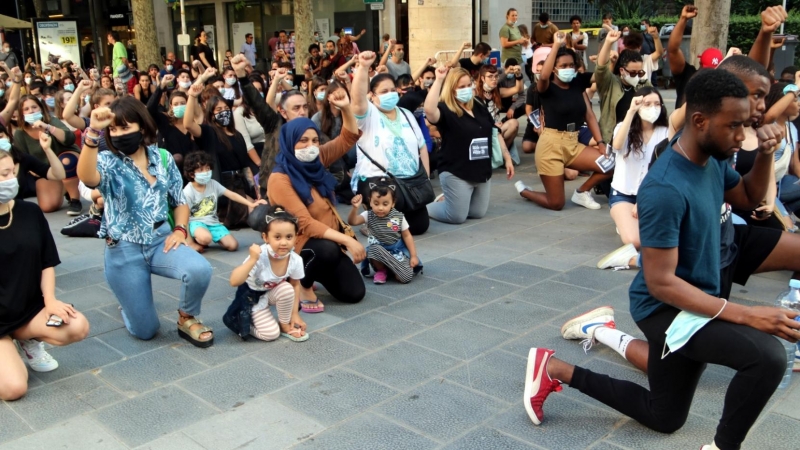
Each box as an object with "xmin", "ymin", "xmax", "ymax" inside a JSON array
[
  {"xmin": 17, "ymin": 339, "xmax": 59, "ymax": 372},
  {"xmin": 597, "ymin": 243, "xmax": 638, "ymax": 270},
  {"xmin": 560, "ymin": 306, "xmax": 616, "ymax": 341},
  {"xmin": 571, "ymin": 190, "xmax": 601, "ymax": 210},
  {"xmin": 514, "ymin": 180, "xmax": 530, "ymax": 194}
]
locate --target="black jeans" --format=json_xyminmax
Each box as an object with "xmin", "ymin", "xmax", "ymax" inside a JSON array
[
  {"xmin": 570, "ymin": 306, "xmax": 786, "ymax": 450},
  {"xmin": 300, "ymin": 238, "xmax": 365, "ymax": 303}
]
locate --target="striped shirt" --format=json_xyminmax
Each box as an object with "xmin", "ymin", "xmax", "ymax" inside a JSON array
[{"xmin": 361, "ymin": 209, "xmax": 408, "ymax": 246}]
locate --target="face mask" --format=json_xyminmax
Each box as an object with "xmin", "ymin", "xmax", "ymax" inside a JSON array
[
  {"xmin": 0, "ymin": 178, "xmax": 19, "ymax": 203},
  {"xmin": 64, "ymin": 84, "xmax": 75, "ymax": 92},
  {"xmin": 638, "ymin": 106, "xmax": 661, "ymax": 124},
  {"xmin": 423, "ymin": 79, "xmax": 434, "ymax": 88},
  {"xmin": 622, "ymin": 73, "xmax": 641, "ymax": 86},
  {"xmin": 394, "ymin": 51, "xmax": 404, "ymax": 59},
  {"xmin": 622, "ymin": 31, "xmax": 629, "ymax": 36},
  {"xmin": 166, "ymin": 65, "xmax": 173, "ymax": 71},
  {"xmin": 540, "ymin": 24, "xmax": 549, "ymax": 29},
  {"xmin": 266, "ymin": 243, "xmax": 291, "ymax": 259},
  {"xmin": 509, "ymin": 20, "xmax": 517, "ymax": 26},
  {"xmin": 194, "ymin": 170, "xmax": 212, "ymax": 185},
  {"xmin": 214, "ymin": 110, "xmax": 232, "ymax": 127},
  {"xmin": 482, "ymin": 57, "xmax": 490, "ymax": 65},
  {"xmin": 225, "ymin": 77, "xmax": 237, "ymax": 86},
  {"xmin": 482, "ymin": 83, "xmax": 494, "ymax": 92},
  {"xmin": 45, "ymin": 75, "xmax": 52, "ymax": 82},
  {"xmin": 219, "ymin": 87, "xmax": 230, "ymax": 97},
  {"xmin": 0, "ymin": 89, "xmax": 4, "ymax": 97},
  {"xmin": 24, "ymin": 112, "xmax": 43, "ymax": 124},
  {"xmin": 45, "ymin": 98, "xmax": 55, "ymax": 108},
  {"xmin": 377, "ymin": 92, "xmax": 399, "ymax": 110},
  {"xmin": 315, "ymin": 91, "xmax": 326, "ymax": 101},
  {"xmin": 4, "ymin": 81, "xmax": 10, "ymax": 88},
  {"xmin": 533, "ymin": 74, "xmax": 541, "ymax": 83},
  {"xmin": 0, "ymin": 138, "xmax": 11, "ymax": 152},
  {"xmin": 555, "ymin": 68, "xmax": 577, "ymax": 83},
  {"xmin": 172, "ymin": 104, "xmax": 186, "ymax": 118},
  {"xmin": 84, "ymin": 94, "xmax": 91, "ymax": 105},
  {"xmin": 640, "ymin": 25, "xmax": 646, "ymax": 31},
  {"xmin": 662, "ymin": 310, "xmax": 715, "ymax": 358},
  {"xmin": 111, "ymin": 130, "xmax": 143, "ymax": 156},
  {"xmin": 456, "ymin": 87, "xmax": 473, "ymax": 103},
  {"xmin": 295, "ymin": 145, "xmax": 320, "ymax": 162},
  {"xmin": 506, "ymin": 73, "xmax": 515, "ymax": 79},
  {"xmin": 24, "ymin": 78, "xmax": 31, "ymax": 85},
  {"xmin": 1, "ymin": 48, "xmax": 7, "ymax": 54},
  {"xmin": 179, "ymin": 81, "xmax": 192, "ymax": 89}
]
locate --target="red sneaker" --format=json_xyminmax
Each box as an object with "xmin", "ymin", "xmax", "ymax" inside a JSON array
[{"xmin": 524, "ymin": 347, "xmax": 562, "ymax": 425}]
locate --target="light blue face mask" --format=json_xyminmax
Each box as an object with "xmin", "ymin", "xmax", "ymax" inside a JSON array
[
  {"xmin": 315, "ymin": 91, "xmax": 326, "ymax": 101},
  {"xmin": 0, "ymin": 138, "xmax": 11, "ymax": 152},
  {"xmin": 377, "ymin": 91, "xmax": 399, "ymax": 110},
  {"xmin": 172, "ymin": 104, "xmax": 186, "ymax": 119},
  {"xmin": 84, "ymin": 94, "xmax": 91, "ymax": 105},
  {"xmin": 662, "ymin": 301, "xmax": 727, "ymax": 358},
  {"xmin": 194, "ymin": 170, "xmax": 212, "ymax": 185},
  {"xmin": 482, "ymin": 57, "xmax": 490, "ymax": 65},
  {"xmin": 24, "ymin": 112, "xmax": 43, "ymax": 124},
  {"xmin": 455, "ymin": 87, "xmax": 473, "ymax": 103},
  {"xmin": 555, "ymin": 68, "xmax": 577, "ymax": 83},
  {"xmin": 64, "ymin": 83, "xmax": 75, "ymax": 92},
  {"xmin": 45, "ymin": 97, "xmax": 55, "ymax": 108}
]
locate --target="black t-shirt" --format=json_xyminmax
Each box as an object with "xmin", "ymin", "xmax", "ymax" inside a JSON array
[
  {"xmin": 538, "ymin": 72, "xmax": 593, "ymax": 131},
  {"xmin": 0, "ymin": 200, "xmax": 60, "ymax": 337},
  {"xmin": 525, "ymin": 84, "xmax": 541, "ymax": 110},
  {"xmin": 194, "ymin": 43, "xmax": 217, "ymax": 68},
  {"xmin": 498, "ymin": 76, "xmax": 518, "ymax": 112},
  {"xmin": 15, "ymin": 152, "xmax": 50, "ymax": 198},
  {"xmin": 459, "ymin": 57, "xmax": 483, "ymax": 79},
  {"xmin": 197, "ymin": 124, "xmax": 251, "ymax": 177},
  {"xmin": 398, "ymin": 88, "xmax": 427, "ymax": 112},
  {"xmin": 674, "ymin": 61, "xmax": 697, "ymax": 109},
  {"xmin": 615, "ymin": 88, "xmax": 636, "ymax": 127},
  {"xmin": 430, "ymin": 101, "xmax": 493, "ymax": 183}
]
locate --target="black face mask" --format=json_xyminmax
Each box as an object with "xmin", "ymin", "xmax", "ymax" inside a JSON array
[{"xmin": 111, "ymin": 131, "xmax": 143, "ymax": 155}]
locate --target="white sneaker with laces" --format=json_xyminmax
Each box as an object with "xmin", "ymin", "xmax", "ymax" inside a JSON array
[
  {"xmin": 17, "ymin": 339, "xmax": 59, "ymax": 372},
  {"xmin": 571, "ymin": 189, "xmax": 601, "ymax": 210},
  {"xmin": 514, "ymin": 181, "xmax": 530, "ymax": 194},
  {"xmin": 597, "ymin": 243, "xmax": 639, "ymax": 270},
  {"xmin": 560, "ymin": 306, "xmax": 616, "ymax": 352}
]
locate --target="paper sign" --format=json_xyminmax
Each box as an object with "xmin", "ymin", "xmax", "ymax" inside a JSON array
[
  {"xmin": 36, "ymin": 21, "xmax": 82, "ymax": 68},
  {"xmin": 469, "ymin": 137, "xmax": 490, "ymax": 160},
  {"xmin": 595, "ymin": 153, "xmax": 616, "ymax": 173}
]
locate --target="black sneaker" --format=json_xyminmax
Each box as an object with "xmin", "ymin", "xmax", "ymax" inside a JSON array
[
  {"xmin": 60, "ymin": 214, "xmax": 101, "ymax": 237},
  {"xmin": 67, "ymin": 199, "xmax": 82, "ymax": 216}
]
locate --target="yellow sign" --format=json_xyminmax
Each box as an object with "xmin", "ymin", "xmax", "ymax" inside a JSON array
[{"xmin": 61, "ymin": 36, "xmax": 77, "ymax": 45}]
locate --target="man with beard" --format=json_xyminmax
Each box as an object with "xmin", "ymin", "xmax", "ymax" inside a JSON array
[{"xmin": 523, "ymin": 69, "xmax": 799, "ymax": 450}]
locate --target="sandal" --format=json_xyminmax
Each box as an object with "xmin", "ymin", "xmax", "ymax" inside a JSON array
[
  {"xmin": 300, "ymin": 299, "xmax": 325, "ymax": 314},
  {"xmin": 177, "ymin": 317, "xmax": 214, "ymax": 348},
  {"xmin": 281, "ymin": 328, "xmax": 309, "ymax": 342}
]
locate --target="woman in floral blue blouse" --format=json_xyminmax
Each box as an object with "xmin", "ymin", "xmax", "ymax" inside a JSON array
[{"xmin": 76, "ymin": 97, "xmax": 215, "ymax": 348}]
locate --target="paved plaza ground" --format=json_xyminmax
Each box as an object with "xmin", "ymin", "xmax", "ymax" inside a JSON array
[{"xmin": 3, "ymin": 92, "xmax": 800, "ymax": 449}]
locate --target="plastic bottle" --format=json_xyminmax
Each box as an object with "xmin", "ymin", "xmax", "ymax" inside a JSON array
[{"xmin": 776, "ymin": 279, "xmax": 800, "ymax": 389}]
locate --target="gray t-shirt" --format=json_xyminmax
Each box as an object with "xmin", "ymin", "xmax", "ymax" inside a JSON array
[
  {"xmin": 386, "ymin": 59, "xmax": 411, "ymax": 80},
  {"xmin": 184, "ymin": 179, "xmax": 227, "ymax": 226}
]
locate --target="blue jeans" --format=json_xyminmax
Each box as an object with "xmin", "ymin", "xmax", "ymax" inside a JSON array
[
  {"xmin": 609, "ymin": 190, "xmax": 637, "ymax": 208},
  {"xmin": 780, "ymin": 175, "xmax": 800, "ymax": 214},
  {"xmin": 104, "ymin": 223, "xmax": 213, "ymax": 340},
  {"xmin": 427, "ymin": 171, "xmax": 491, "ymax": 224}
]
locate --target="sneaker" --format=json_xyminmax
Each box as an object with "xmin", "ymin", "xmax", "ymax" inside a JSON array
[
  {"xmin": 67, "ymin": 199, "xmax": 83, "ymax": 216},
  {"xmin": 374, "ymin": 270, "xmax": 387, "ymax": 284},
  {"xmin": 571, "ymin": 189, "xmax": 601, "ymax": 210},
  {"xmin": 524, "ymin": 347, "xmax": 562, "ymax": 425},
  {"xmin": 88, "ymin": 204, "xmax": 103, "ymax": 220},
  {"xmin": 514, "ymin": 180, "xmax": 530, "ymax": 194},
  {"xmin": 60, "ymin": 214, "xmax": 101, "ymax": 238},
  {"xmin": 17, "ymin": 339, "xmax": 59, "ymax": 372},
  {"xmin": 597, "ymin": 243, "xmax": 638, "ymax": 270},
  {"xmin": 793, "ymin": 348, "xmax": 800, "ymax": 372},
  {"xmin": 560, "ymin": 306, "xmax": 616, "ymax": 352}
]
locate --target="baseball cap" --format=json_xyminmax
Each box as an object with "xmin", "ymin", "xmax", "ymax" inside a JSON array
[{"xmin": 699, "ymin": 48, "xmax": 723, "ymax": 69}]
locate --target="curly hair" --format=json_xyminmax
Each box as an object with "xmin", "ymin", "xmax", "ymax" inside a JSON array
[{"xmin": 182, "ymin": 151, "xmax": 214, "ymax": 180}]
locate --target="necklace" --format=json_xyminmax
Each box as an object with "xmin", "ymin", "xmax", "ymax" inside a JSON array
[
  {"xmin": 676, "ymin": 138, "xmax": 691, "ymax": 162},
  {"xmin": 0, "ymin": 204, "xmax": 13, "ymax": 230}
]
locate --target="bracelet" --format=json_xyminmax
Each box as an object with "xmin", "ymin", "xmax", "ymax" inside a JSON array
[
  {"xmin": 83, "ymin": 142, "xmax": 99, "ymax": 149},
  {"xmin": 711, "ymin": 298, "xmax": 728, "ymax": 320},
  {"xmin": 515, "ymin": 76, "xmax": 523, "ymax": 80},
  {"xmin": 173, "ymin": 226, "xmax": 187, "ymax": 239},
  {"xmin": 84, "ymin": 137, "xmax": 100, "ymax": 147},
  {"xmin": 86, "ymin": 127, "xmax": 103, "ymax": 136}
]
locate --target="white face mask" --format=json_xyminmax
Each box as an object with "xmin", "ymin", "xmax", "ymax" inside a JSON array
[
  {"xmin": 225, "ymin": 77, "xmax": 237, "ymax": 86},
  {"xmin": 638, "ymin": 106, "xmax": 661, "ymax": 124},
  {"xmin": 295, "ymin": 145, "xmax": 320, "ymax": 162},
  {"xmin": 266, "ymin": 243, "xmax": 292, "ymax": 259},
  {"xmin": 179, "ymin": 81, "xmax": 192, "ymax": 89},
  {"xmin": 622, "ymin": 74, "xmax": 641, "ymax": 86}
]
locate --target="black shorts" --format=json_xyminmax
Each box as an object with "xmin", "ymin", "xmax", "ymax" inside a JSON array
[
  {"xmin": 19, "ymin": 174, "xmax": 39, "ymax": 199},
  {"xmin": 523, "ymin": 123, "xmax": 539, "ymax": 143},
  {"xmin": 719, "ymin": 224, "xmax": 782, "ymax": 299}
]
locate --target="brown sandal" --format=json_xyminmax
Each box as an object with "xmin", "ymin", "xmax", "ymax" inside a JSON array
[{"xmin": 177, "ymin": 317, "xmax": 214, "ymax": 348}]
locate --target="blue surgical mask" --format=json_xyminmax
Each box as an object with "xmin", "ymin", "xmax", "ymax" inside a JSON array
[
  {"xmin": 45, "ymin": 97, "xmax": 55, "ymax": 108},
  {"xmin": 0, "ymin": 89, "xmax": 4, "ymax": 97},
  {"xmin": 194, "ymin": 170, "xmax": 212, "ymax": 185},
  {"xmin": 64, "ymin": 83, "xmax": 75, "ymax": 92},
  {"xmin": 377, "ymin": 92, "xmax": 399, "ymax": 110},
  {"xmin": 84, "ymin": 94, "xmax": 91, "ymax": 105},
  {"xmin": 315, "ymin": 91, "xmax": 326, "ymax": 101},
  {"xmin": 260, "ymin": 92, "xmax": 265, "ymax": 98},
  {"xmin": 225, "ymin": 77, "xmax": 237, "ymax": 86},
  {"xmin": 24, "ymin": 112, "xmax": 43, "ymax": 124},
  {"xmin": 45, "ymin": 75, "xmax": 52, "ymax": 82},
  {"xmin": 506, "ymin": 73, "xmax": 515, "ymax": 79},
  {"xmin": 662, "ymin": 311, "xmax": 715, "ymax": 358},
  {"xmin": 172, "ymin": 104, "xmax": 186, "ymax": 118},
  {"xmin": 166, "ymin": 65, "xmax": 173, "ymax": 71},
  {"xmin": 555, "ymin": 68, "xmax": 577, "ymax": 83},
  {"xmin": 456, "ymin": 87, "xmax": 473, "ymax": 103},
  {"xmin": 482, "ymin": 57, "xmax": 490, "ymax": 65},
  {"xmin": 0, "ymin": 138, "xmax": 11, "ymax": 152}
]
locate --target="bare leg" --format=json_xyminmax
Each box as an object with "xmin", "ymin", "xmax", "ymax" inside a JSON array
[
  {"xmin": 519, "ymin": 174, "xmax": 567, "ymax": 210},
  {"xmin": 0, "ymin": 336, "xmax": 28, "ymax": 401},
  {"xmin": 35, "ymin": 178, "xmax": 65, "ymax": 213}
]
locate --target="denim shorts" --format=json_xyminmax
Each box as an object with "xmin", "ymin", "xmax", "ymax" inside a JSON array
[{"xmin": 608, "ymin": 190, "xmax": 637, "ymax": 208}]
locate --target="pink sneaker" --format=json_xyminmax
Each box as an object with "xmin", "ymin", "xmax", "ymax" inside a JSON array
[
  {"xmin": 373, "ymin": 270, "xmax": 387, "ymax": 284},
  {"xmin": 524, "ymin": 347, "xmax": 562, "ymax": 425}
]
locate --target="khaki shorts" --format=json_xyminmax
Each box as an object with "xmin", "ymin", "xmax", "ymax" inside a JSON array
[{"xmin": 535, "ymin": 128, "xmax": 585, "ymax": 177}]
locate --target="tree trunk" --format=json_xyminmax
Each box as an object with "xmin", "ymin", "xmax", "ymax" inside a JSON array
[
  {"xmin": 690, "ymin": 0, "xmax": 732, "ymax": 63},
  {"xmin": 294, "ymin": 0, "xmax": 314, "ymax": 77},
  {"xmin": 31, "ymin": 0, "xmax": 48, "ymax": 17},
  {"xmin": 130, "ymin": 0, "xmax": 161, "ymax": 70}
]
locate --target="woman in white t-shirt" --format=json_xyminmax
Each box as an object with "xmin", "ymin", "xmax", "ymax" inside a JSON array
[
  {"xmin": 350, "ymin": 53, "xmax": 431, "ymax": 235},
  {"xmin": 597, "ymin": 87, "xmax": 672, "ymax": 270}
]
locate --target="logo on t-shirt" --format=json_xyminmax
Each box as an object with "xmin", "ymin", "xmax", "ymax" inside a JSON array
[
  {"xmin": 387, "ymin": 218, "xmax": 400, "ymax": 232},
  {"xmin": 720, "ymin": 203, "xmax": 731, "ymax": 224}
]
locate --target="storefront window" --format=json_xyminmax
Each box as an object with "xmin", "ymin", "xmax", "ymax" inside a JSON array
[
  {"xmin": 226, "ymin": 2, "xmax": 263, "ymax": 63},
  {"xmin": 171, "ymin": 4, "xmax": 217, "ymax": 64}
]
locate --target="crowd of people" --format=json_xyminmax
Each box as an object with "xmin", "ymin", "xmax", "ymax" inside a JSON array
[{"xmin": 1, "ymin": 6, "xmax": 800, "ymax": 450}]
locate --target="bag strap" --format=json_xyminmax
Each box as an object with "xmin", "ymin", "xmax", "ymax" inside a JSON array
[
  {"xmin": 357, "ymin": 144, "xmax": 394, "ymax": 177},
  {"xmin": 324, "ymin": 198, "xmax": 354, "ymax": 235}
]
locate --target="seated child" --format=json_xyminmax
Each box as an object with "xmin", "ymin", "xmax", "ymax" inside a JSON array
[
  {"xmin": 182, "ymin": 151, "xmax": 266, "ymax": 252},
  {"xmin": 225, "ymin": 206, "xmax": 308, "ymax": 342},
  {"xmin": 348, "ymin": 179, "xmax": 421, "ymax": 284}
]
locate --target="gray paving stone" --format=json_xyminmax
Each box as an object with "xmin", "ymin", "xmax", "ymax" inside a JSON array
[
  {"xmin": 8, "ymin": 373, "xmax": 123, "ymax": 430},
  {"xmin": 133, "ymin": 432, "xmax": 206, "ymax": 450},
  {"xmin": 32, "ymin": 338, "xmax": 123, "ymax": 383},
  {"xmin": 462, "ymin": 298, "xmax": 563, "ymax": 334},
  {"xmin": 440, "ymin": 427, "xmax": 534, "ymax": 450},
  {"xmin": 0, "ymin": 415, "xmax": 125, "ymax": 450},
  {"xmin": 346, "ymin": 342, "xmax": 461, "ymax": 391},
  {"xmin": 383, "ymin": 292, "xmax": 475, "ymax": 326},
  {"xmin": 316, "ymin": 290, "xmax": 394, "ymax": 319},
  {"xmin": 92, "ymin": 385, "xmax": 217, "ymax": 447},
  {"xmin": 554, "ymin": 266, "xmax": 637, "ymax": 292},
  {"xmin": 252, "ymin": 333, "xmax": 366, "ymax": 379},
  {"xmin": 271, "ymin": 368, "xmax": 399, "ymax": 426},
  {"xmin": 55, "ymin": 266, "xmax": 106, "ymax": 293},
  {"xmin": 181, "ymin": 394, "xmax": 324, "ymax": 450},
  {"xmin": 82, "ymin": 309, "xmax": 124, "ymax": 338},
  {"xmin": 377, "ymin": 380, "xmax": 506, "ymax": 441},
  {"xmin": 363, "ymin": 274, "xmax": 443, "ymax": 300},
  {"xmin": 292, "ymin": 413, "xmax": 437, "ymax": 450},
  {"xmin": 511, "ymin": 280, "xmax": 604, "ymax": 311},
  {"xmin": 771, "ymin": 375, "xmax": 800, "ymax": 420},
  {"xmin": 481, "ymin": 262, "xmax": 559, "ymax": 287},
  {"xmin": 606, "ymin": 413, "xmax": 718, "ymax": 450},
  {"xmin": 98, "ymin": 346, "xmax": 207, "ymax": 395},
  {"xmin": 514, "ymin": 246, "xmax": 599, "ymax": 272},
  {"xmin": 492, "ymin": 395, "xmax": 624, "ymax": 449},
  {"xmin": 178, "ymin": 356, "xmax": 296, "ymax": 409},
  {"xmin": 95, "ymin": 317, "xmax": 176, "ymax": 357},
  {"xmin": 320, "ymin": 311, "xmax": 418, "ymax": 349},
  {"xmin": 415, "ymin": 257, "xmax": 487, "ymax": 282},
  {"xmin": 447, "ymin": 243, "xmax": 529, "ymax": 268},
  {"xmin": 0, "ymin": 403, "xmax": 32, "ymax": 445},
  {"xmin": 59, "ymin": 285, "xmax": 117, "ymax": 311},
  {"xmin": 432, "ymin": 275, "xmax": 522, "ymax": 305},
  {"xmin": 445, "ymin": 350, "xmax": 527, "ymax": 404},
  {"xmin": 742, "ymin": 412, "xmax": 800, "ymax": 449},
  {"xmin": 410, "ymin": 318, "xmax": 516, "ymax": 361},
  {"xmin": 588, "ymin": 443, "xmax": 628, "ymax": 450}
]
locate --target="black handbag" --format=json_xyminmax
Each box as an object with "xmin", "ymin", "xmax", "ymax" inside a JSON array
[{"xmin": 356, "ymin": 109, "xmax": 434, "ymax": 211}]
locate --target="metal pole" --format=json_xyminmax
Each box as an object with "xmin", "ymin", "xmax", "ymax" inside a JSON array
[
  {"xmin": 781, "ymin": 0, "xmax": 786, "ymax": 35},
  {"xmin": 180, "ymin": 0, "xmax": 188, "ymax": 62}
]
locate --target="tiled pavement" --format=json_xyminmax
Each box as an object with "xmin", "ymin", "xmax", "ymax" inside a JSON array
[{"xmin": 4, "ymin": 101, "xmax": 800, "ymax": 449}]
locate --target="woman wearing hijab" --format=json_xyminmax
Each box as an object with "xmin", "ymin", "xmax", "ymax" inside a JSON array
[{"xmin": 268, "ymin": 118, "xmax": 366, "ymax": 313}]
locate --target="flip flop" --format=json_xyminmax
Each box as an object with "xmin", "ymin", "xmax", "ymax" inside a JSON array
[
  {"xmin": 300, "ymin": 299, "xmax": 325, "ymax": 313},
  {"xmin": 281, "ymin": 329, "xmax": 309, "ymax": 342}
]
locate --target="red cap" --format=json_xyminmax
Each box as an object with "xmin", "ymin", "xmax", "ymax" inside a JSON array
[{"xmin": 699, "ymin": 48, "xmax": 724, "ymax": 69}]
